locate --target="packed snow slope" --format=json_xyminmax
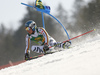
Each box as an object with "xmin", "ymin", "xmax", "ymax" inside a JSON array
[{"xmin": 0, "ymin": 35, "xmax": 100, "ymax": 75}]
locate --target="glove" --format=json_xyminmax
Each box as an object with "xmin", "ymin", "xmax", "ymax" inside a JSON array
[
  {"xmin": 25, "ymin": 53, "xmax": 30, "ymax": 60},
  {"xmin": 43, "ymin": 44, "xmax": 49, "ymax": 52}
]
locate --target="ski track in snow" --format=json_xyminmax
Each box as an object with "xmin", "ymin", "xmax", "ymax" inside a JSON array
[{"xmin": 0, "ymin": 35, "xmax": 100, "ymax": 75}]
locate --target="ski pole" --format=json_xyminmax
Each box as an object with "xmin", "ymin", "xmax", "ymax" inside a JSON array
[{"xmin": 49, "ymin": 29, "xmax": 96, "ymax": 48}]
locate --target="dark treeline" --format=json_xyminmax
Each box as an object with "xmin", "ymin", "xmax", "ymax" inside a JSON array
[
  {"xmin": 70, "ymin": 0, "xmax": 100, "ymax": 34},
  {"xmin": 0, "ymin": 0, "xmax": 100, "ymax": 65}
]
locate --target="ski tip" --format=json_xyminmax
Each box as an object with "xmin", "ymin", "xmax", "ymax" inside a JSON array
[{"xmin": 94, "ymin": 29, "xmax": 96, "ymax": 31}]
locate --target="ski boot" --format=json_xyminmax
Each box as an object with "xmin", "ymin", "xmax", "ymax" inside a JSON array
[{"xmin": 62, "ymin": 41, "xmax": 71, "ymax": 49}]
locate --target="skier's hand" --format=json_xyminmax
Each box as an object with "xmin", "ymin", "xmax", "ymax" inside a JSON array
[
  {"xmin": 43, "ymin": 44, "xmax": 49, "ymax": 51},
  {"xmin": 25, "ymin": 53, "xmax": 30, "ymax": 60}
]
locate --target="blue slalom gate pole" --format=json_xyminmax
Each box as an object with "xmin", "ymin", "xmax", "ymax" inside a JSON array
[
  {"xmin": 21, "ymin": 2, "xmax": 71, "ymax": 42},
  {"xmin": 21, "ymin": 3, "xmax": 45, "ymax": 29},
  {"xmin": 21, "ymin": 3, "xmax": 33, "ymax": 8},
  {"xmin": 48, "ymin": 13, "xmax": 71, "ymax": 41},
  {"xmin": 41, "ymin": 12, "xmax": 45, "ymax": 29}
]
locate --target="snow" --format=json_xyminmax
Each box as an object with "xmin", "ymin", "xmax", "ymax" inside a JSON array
[{"xmin": 0, "ymin": 35, "xmax": 100, "ymax": 75}]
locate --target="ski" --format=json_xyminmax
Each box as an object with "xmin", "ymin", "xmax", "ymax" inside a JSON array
[
  {"xmin": 28, "ymin": 52, "xmax": 54, "ymax": 60},
  {"xmin": 26, "ymin": 54, "xmax": 44, "ymax": 60}
]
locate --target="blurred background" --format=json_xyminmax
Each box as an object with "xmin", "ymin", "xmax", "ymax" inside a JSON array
[{"xmin": 0, "ymin": 0, "xmax": 100, "ymax": 66}]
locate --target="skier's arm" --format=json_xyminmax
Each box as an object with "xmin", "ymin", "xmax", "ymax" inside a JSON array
[
  {"xmin": 38, "ymin": 28, "xmax": 49, "ymax": 45},
  {"xmin": 25, "ymin": 34, "xmax": 30, "ymax": 54}
]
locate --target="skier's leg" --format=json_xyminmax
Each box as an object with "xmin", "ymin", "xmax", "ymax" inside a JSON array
[
  {"xmin": 31, "ymin": 46, "xmax": 44, "ymax": 53},
  {"xmin": 53, "ymin": 41, "xmax": 71, "ymax": 49},
  {"xmin": 48, "ymin": 36, "xmax": 63, "ymax": 48},
  {"xmin": 48, "ymin": 36, "xmax": 56, "ymax": 47}
]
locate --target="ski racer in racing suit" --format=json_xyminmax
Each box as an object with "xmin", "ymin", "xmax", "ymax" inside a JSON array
[{"xmin": 24, "ymin": 20, "xmax": 69, "ymax": 60}]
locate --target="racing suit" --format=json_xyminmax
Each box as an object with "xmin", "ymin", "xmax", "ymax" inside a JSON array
[{"xmin": 25, "ymin": 27, "xmax": 57, "ymax": 54}]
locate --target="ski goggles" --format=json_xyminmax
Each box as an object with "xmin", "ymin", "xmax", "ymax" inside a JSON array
[{"xmin": 25, "ymin": 27, "xmax": 31, "ymax": 31}]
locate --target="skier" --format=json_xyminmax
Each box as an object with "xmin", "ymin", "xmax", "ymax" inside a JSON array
[{"xmin": 24, "ymin": 20, "xmax": 70, "ymax": 60}]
